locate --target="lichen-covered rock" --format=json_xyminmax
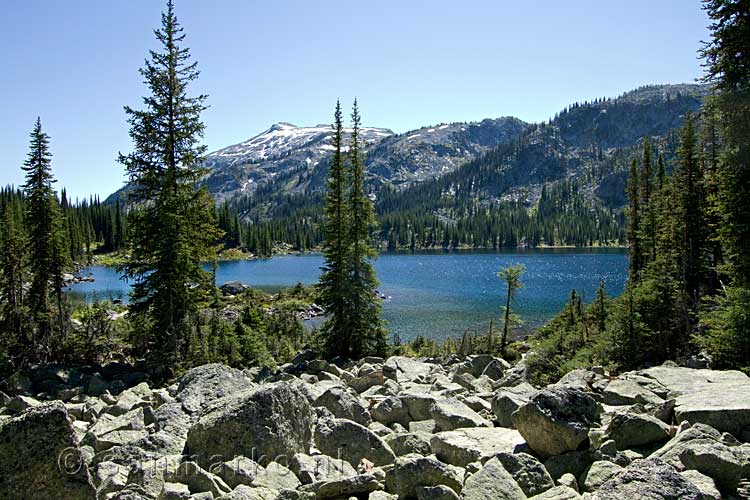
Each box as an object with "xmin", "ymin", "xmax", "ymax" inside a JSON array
[
  {"xmin": 371, "ymin": 396, "xmax": 411, "ymax": 427},
  {"xmin": 494, "ymin": 451, "xmax": 554, "ymax": 496},
  {"xmin": 384, "ymin": 357, "xmax": 436, "ymax": 383},
  {"xmin": 606, "ymin": 411, "xmax": 671, "ymax": 449},
  {"xmin": 0, "ymin": 402, "xmax": 96, "ymax": 500},
  {"xmin": 385, "ymin": 432, "xmax": 433, "ymax": 456},
  {"xmin": 288, "ymin": 453, "xmax": 357, "ymax": 484},
  {"xmin": 428, "ymin": 397, "xmax": 492, "ymax": 431},
  {"xmin": 186, "ymin": 382, "xmax": 313, "ymax": 466},
  {"xmin": 385, "ymin": 455, "xmax": 463, "ymax": 499},
  {"xmin": 430, "ymin": 427, "xmax": 527, "ymax": 467},
  {"xmin": 527, "ymin": 485, "xmax": 581, "ymax": 499},
  {"xmin": 680, "ymin": 470, "xmax": 721, "ymax": 500},
  {"xmin": 491, "ymin": 383, "xmax": 537, "ymax": 428},
  {"xmin": 579, "ymin": 460, "xmax": 623, "ymax": 492},
  {"xmin": 167, "ymin": 460, "xmax": 232, "ymax": 497},
  {"xmin": 459, "ymin": 457, "xmax": 525, "ymax": 500},
  {"xmin": 175, "ymin": 363, "xmax": 253, "ymax": 415},
  {"xmin": 650, "ymin": 423, "xmax": 748, "ymax": 493},
  {"xmin": 301, "ymin": 473, "xmax": 383, "ymax": 499},
  {"xmin": 512, "ymin": 388, "xmax": 600, "ymax": 458},
  {"xmin": 314, "ymin": 417, "xmax": 396, "ymax": 467},
  {"xmin": 416, "ymin": 484, "xmax": 460, "ymax": 500},
  {"xmin": 589, "ymin": 458, "xmax": 702, "ymax": 500},
  {"xmin": 599, "ymin": 379, "xmax": 664, "ymax": 406},
  {"xmin": 314, "ymin": 386, "xmax": 372, "ymax": 426},
  {"xmin": 635, "ymin": 366, "xmax": 750, "ymax": 437}
]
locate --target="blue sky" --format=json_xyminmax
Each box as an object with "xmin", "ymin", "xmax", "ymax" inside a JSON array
[{"xmin": 1, "ymin": 1, "xmax": 709, "ymax": 199}]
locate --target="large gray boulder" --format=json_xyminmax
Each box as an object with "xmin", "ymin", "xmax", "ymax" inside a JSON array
[
  {"xmin": 428, "ymin": 397, "xmax": 492, "ymax": 431},
  {"xmin": 384, "ymin": 432, "xmax": 433, "ymax": 456},
  {"xmin": 494, "ymin": 451, "xmax": 554, "ymax": 496},
  {"xmin": 650, "ymin": 422, "xmax": 749, "ymax": 493},
  {"xmin": 0, "ymin": 402, "xmax": 96, "ymax": 500},
  {"xmin": 491, "ymin": 383, "xmax": 537, "ymax": 428},
  {"xmin": 430, "ymin": 427, "xmax": 527, "ymax": 467},
  {"xmin": 636, "ymin": 366, "xmax": 750, "ymax": 436},
  {"xmin": 416, "ymin": 485, "xmax": 460, "ymax": 500},
  {"xmin": 527, "ymin": 485, "xmax": 581, "ymax": 499},
  {"xmin": 599, "ymin": 379, "xmax": 664, "ymax": 406},
  {"xmin": 512, "ymin": 388, "xmax": 600, "ymax": 458},
  {"xmin": 314, "ymin": 417, "xmax": 396, "ymax": 467},
  {"xmin": 288, "ymin": 453, "xmax": 357, "ymax": 484},
  {"xmin": 459, "ymin": 457, "xmax": 525, "ymax": 500},
  {"xmin": 302, "ymin": 473, "xmax": 383, "ymax": 499},
  {"xmin": 167, "ymin": 460, "xmax": 233, "ymax": 497},
  {"xmin": 186, "ymin": 382, "xmax": 313, "ymax": 466},
  {"xmin": 314, "ymin": 386, "xmax": 372, "ymax": 426},
  {"xmin": 679, "ymin": 470, "xmax": 722, "ymax": 500},
  {"xmin": 589, "ymin": 458, "xmax": 702, "ymax": 499},
  {"xmin": 175, "ymin": 363, "xmax": 253, "ymax": 415},
  {"xmin": 399, "ymin": 393, "xmax": 440, "ymax": 422},
  {"xmin": 384, "ymin": 357, "xmax": 436, "ymax": 383},
  {"xmin": 385, "ymin": 455, "xmax": 463, "ymax": 499},
  {"xmin": 606, "ymin": 411, "xmax": 671, "ymax": 449},
  {"xmin": 579, "ymin": 460, "xmax": 623, "ymax": 493},
  {"xmin": 371, "ymin": 396, "xmax": 411, "ymax": 428}
]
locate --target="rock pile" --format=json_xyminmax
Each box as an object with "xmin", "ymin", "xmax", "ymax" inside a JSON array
[{"xmin": 1, "ymin": 356, "xmax": 749, "ymax": 499}]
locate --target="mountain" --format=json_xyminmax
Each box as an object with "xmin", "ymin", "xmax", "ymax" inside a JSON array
[
  {"xmin": 202, "ymin": 122, "xmax": 393, "ymax": 202},
  {"xmin": 364, "ymin": 117, "xmax": 527, "ymax": 186},
  {"xmin": 107, "ymin": 83, "xmax": 709, "ymax": 250},
  {"xmin": 380, "ymin": 83, "xmax": 709, "ymax": 212},
  {"xmin": 198, "ymin": 117, "xmax": 528, "ymax": 202}
]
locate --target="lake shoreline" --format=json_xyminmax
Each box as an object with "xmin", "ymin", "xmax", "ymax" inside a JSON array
[{"xmin": 69, "ymin": 250, "xmax": 629, "ymax": 342}]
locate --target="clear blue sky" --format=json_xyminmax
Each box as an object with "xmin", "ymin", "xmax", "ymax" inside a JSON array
[{"xmin": 1, "ymin": 0, "xmax": 709, "ymax": 200}]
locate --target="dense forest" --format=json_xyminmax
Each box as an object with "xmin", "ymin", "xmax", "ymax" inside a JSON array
[{"xmin": 1, "ymin": 0, "xmax": 748, "ymax": 382}]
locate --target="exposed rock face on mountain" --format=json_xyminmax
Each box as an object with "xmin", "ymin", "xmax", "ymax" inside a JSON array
[
  {"xmin": 2, "ymin": 357, "xmax": 748, "ymax": 499},
  {"xmin": 199, "ymin": 118, "xmax": 528, "ymax": 203},
  {"xmin": 202, "ymin": 122, "xmax": 394, "ymax": 201},
  {"xmin": 364, "ymin": 118, "xmax": 527, "ymax": 186}
]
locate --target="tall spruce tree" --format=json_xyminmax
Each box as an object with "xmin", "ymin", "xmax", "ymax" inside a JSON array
[
  {"xmin": 626, "ymin": 158, "xmax": 642, "ymax": 278},
  {"xmin": 0, "ymin": 202, "xmax": 27, "ymax": 352},
  {"xmin": 319, "ymin": 101, "xmax": 351, "ymax": 356},
  {"xmin": 675, "ymin": 112, "xmax": 705, "ymax": 303},
  {"xmin": 346, "ymin": 100, "xmax": 386, "ymax": 358},
  {"xmin": 118, "ymin": 0, "xmax": 221, "ymax": 368},
  {"xmin": 701, "ymin": 0, "xmax": 750, "ymax": 287},
  {"xmin": 22, "ymin": 118, "xmax": 66, "ymax": 359},
  {"xmin": 640, "ymin": 138, "xmax": 656, "ymax": 262}
]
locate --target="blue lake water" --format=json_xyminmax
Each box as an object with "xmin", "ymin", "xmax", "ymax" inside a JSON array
[{"xmin": 68, "ymin": 249, "xmax": 628, "ymax": 342}]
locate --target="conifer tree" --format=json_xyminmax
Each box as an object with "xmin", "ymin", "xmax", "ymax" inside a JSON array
[
  {"xmin": 674, "ymin": 112, "xmax": 705, "ymax": 303},
  {"xmin": 0, "ymin": 202, "xmax": 27, "ymax": 351},
  {"xmin": 346, "ymin": 100, "xmax": 386, "ymax": 358},
  {"xmin": 497, "ymin": 263, "xmax": 525, "ymax": 357},
  {"xmin": 626, "ymin": 158, "xmax": 642, "ymax": 278},
  {"xmin": 640, "ymin": 138, "xmax": 656, "ymax": 262},
  {"xmin": 22, "ymin": 118, "xmax": 66, "ymax": 359},
  {"xmin": 319, "ymin": 101, "xmax": 351, "ymax": 357},
  {"xmin": 592, "ymin": 280, "xmax": 608, "ymax": 335},
  {"xmin": 701, "ymin": 0, "xmax": 750, "ymax": 287},
  {"xmin": 118, "ymin": 0, "xmax": 221, "ymax": 368}
]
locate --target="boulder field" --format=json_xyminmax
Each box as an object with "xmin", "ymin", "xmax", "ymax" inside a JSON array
[{"xmin": 1, "ymin": 355, "xmax": 749, "ymax": 499}]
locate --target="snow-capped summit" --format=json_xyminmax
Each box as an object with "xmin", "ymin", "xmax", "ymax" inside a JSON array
[{"xmin": 202, "ymin": 122, "xmax": 394, "ymax": 201}]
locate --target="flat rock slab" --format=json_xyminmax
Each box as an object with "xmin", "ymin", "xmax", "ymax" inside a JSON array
[
  {"xmin": 633, "ymin": 366, "xmax": 750, "ymax": 437},
  {"xmin": 431, "ymin": 427, "xmax": 527, "ymax": 467}
]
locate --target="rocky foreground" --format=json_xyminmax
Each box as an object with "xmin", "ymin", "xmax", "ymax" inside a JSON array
[{"xmin": 1, "ymin": 354, "xmax": 749, "ymax": 500}]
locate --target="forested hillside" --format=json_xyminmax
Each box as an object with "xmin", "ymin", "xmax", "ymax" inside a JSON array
[{"xmin": 215, "ymin": 84, "xmax": 706, "ymax": 254}]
